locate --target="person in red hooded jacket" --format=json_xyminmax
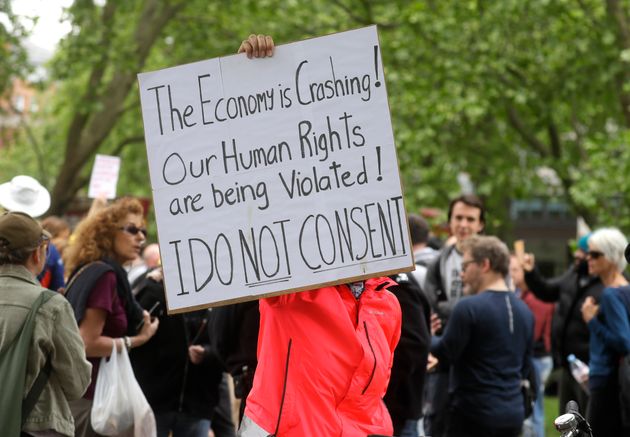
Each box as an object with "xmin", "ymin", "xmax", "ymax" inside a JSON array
[
  {"xmin": 235, "ymin": 34, "xmax": 402, "ymax": 437},
  {"xmin": 241, "ymin": 279, "xmax": 401, "ymax": 437}
]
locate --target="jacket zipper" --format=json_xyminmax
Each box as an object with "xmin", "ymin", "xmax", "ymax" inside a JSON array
[
  {"xmin": 270, "ymin": 338, "xmax": 292, "ymax": 437},
  {"xmin": 361, "ymin": 321, "xmax": 377, "ymax": 395}
]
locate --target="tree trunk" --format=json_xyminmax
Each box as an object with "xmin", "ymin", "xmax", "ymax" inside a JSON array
[
  {"xmin": 49, "ymin": 0, "xmax": 187, "ymax": 215},
  {"xmin": 606, "ymin": 0, "xmax": 630, "ymax": 127}
]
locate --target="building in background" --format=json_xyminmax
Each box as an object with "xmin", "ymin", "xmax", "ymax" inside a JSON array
[
  {"xmin": 510, "ymin": 198, "xmax": 577, "ymax": 276},
  {"xmin": 0, "ymin": 78, "xmax": 39, "ymax": 148}
]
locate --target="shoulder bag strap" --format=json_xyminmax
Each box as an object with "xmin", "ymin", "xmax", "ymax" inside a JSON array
[
  {"xmin": 19, "ymin": 291, "xmax": 55, "ymax": 425},
  {"xmin": 21, "ymin": 356, "xmax": 52, "ymax": 425}
]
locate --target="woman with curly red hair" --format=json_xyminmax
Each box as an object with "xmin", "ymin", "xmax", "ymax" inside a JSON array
[{"xmin": 64, "ymin": 197, "xmax": 159, "ymax": 436}]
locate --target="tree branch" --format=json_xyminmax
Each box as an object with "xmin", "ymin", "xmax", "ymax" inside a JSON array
[
  {"xmin": 9, "ymin": 101, "xmax": 47, "ymax": 182},
  {"xmin": 606, "ymin": 0, "xmax": 630, "ymax": 126},
  {"xmin": 119, "ymin": 100, "xmax": 140, "ymax": 117},
  {"xmin": 331, "ymin": 0, "xmax": 371, "ymax": 25},
  {"xmin": 504, "ymin": 65, "xmax": 529, "ymax": 87},
  {"xmin": 570, "ymin": 109, "xmax": 588, "ymax": 161},
  {"xmin": 50, "ymin": 0, "xmax": 188, "ymax": 214},
  {"xmin": 505, "ymin": 104, "xmax": 549, "ymax": 156},
  {"xmin": 547, "ymin": 117, "xmax": 561, "ymax": 159},
  {"xmin": 111, "ymin": 135, "xmax": 145, "ymax": 156},
  {"xmin": 330, "ymin": 0, "xmax": 398, "ymax": 29},
  {"xmin": 64, "ymin": 0, "xmax": 118, "ymax": 160},
  {"xmin": 360, "ymin": 0, "xmax": 373, "ymax": 21}
]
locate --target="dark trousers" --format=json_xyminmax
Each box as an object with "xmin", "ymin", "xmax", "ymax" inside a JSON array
[
  {"xmin": 445, "ymin": 409, "xmax": 520, "ymax": 437},
  {"xmin": 212, "ymin": 375, "xmax": 237, "ymax": 437},
  {"xmin": 587, "ymin": 375, "xmax": 630, "ymax": 437},
  {"xmin": 559, "ymin": 367, "xmax": 590, "ymax": 416},
  {"xmin": 423, "ymin": 371, "xmax": 450, "ymax": 437}
]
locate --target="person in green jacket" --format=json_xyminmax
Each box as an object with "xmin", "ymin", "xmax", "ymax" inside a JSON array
[{"xmin": 0, "ymin": 211, "xmax": 92, "ymax": 436}]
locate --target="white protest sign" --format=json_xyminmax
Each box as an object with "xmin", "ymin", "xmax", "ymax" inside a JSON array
[
  {"xmin": 88, "ymin": 154, "xmax": 121, "ymax": 199},
  {"xmin": 138, "ymin": 26, "xmax": 413, "ymax": 313}
]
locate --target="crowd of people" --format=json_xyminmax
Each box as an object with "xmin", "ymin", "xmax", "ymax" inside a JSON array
[
  {"xmin": 4, "ymin": 175, "xmax": 630, "ymax": 437},
  {"xmin": 2, "ymin": 34, "xmax": 630, "ymax": 437}
]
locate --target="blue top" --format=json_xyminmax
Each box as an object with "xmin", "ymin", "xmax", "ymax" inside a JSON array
[
  {"xmin": 587, "ymin": 285, "xmax": 630, "ymax": 389},
  {"xmin": 430, "ymin": 291, "xmax": 534, "ymax": 429},
  {"xmin": 37, "ymin": 243, "xmax": 65, "ymax": 291}
]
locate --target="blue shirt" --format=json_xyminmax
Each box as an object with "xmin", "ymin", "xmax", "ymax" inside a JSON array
[
  {"xmin": 430, "ymin": 290, "xmax": 534, "ymax": 429},
  {"xmin": 588, "ymin": 286, "xmax": 630, "ymax": 388},
  {"xmin": 37, "ymin": 243, "xmax": 65, "ymax": 291}
]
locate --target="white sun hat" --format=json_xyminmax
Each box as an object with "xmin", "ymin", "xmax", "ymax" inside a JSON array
[{"xmin": 0, "ymin": 175, "xmax": 51, "ymax": 218}]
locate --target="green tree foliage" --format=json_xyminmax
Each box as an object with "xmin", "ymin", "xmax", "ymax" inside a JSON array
[
  {"xmin": 0, "ymin": 0, "xmax": 30, "ymax": 95},
  {"xmin": 3, "ymin": 0, "xmax": 630, "ymax": 231}
]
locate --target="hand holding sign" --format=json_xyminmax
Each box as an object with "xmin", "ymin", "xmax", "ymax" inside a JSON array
[
  {"xmin": 238, "ymin": 34, "xmax": 275, "ymax": 58},
  {"xmin": 514, "ymin": 239, "xmax": 535, "ymax": 272}
]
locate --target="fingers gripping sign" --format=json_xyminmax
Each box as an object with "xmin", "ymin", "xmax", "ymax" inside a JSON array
[
  {"xmin": 521, "ymin": 253, "xmax": 535, "ymax": 272},
  {"xmin": 238, "ymin": 34, "xmax": 275, "ymax": 58}
]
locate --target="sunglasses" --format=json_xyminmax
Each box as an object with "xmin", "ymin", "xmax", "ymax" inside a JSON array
[
  {"xmin": 120, "ymin": 225, "xmax": 147, "ymax": 238},
  {"xmin": 586, "ymin": 250, "xmax": 604, "ymax": 259}
]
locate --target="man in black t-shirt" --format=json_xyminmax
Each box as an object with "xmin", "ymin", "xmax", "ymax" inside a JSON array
[{"xmin": 431, "ymin": 236, "xmax": 534, "ymax": 437}]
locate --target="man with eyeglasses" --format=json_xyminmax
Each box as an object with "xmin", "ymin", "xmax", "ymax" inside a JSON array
[
  {"xmin": 0, "ymin": 211, "xmax": 91, "ymax": 436},
  {"xmin": 518, "ymin": 234, "xmax": 604, "ymax": 415},
  {"xmin": 430, "ymin": 235, "xmax": 534, "ymax": 437}
]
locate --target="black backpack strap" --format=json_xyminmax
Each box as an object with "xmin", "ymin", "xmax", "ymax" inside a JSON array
[{"xmin": 21, "ymin": 356, "xmax": 52, "ymax": 425}]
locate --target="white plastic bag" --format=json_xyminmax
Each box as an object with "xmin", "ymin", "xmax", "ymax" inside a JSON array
[{"xmin": 91, "ymin": 342, "xmax": 156, "ymax": 436}]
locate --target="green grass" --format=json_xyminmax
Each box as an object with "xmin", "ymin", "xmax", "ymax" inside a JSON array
[{"xmin": 545, "ymin": 395, "xmax": 559, "ymax": 435}]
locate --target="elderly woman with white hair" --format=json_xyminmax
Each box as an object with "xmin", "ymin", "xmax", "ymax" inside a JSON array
[{"xmin": 581, "ymin": 227, "xmax": 630, "ymax": 436}]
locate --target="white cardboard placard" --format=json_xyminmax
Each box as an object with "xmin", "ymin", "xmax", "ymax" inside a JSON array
[
  {"xmin": 138, "ymin": 26, "xmax": 413, "ymax": 313},
  {"xmin": 88, "ymin": 154, "xmax": 121, "ymax": 200}
]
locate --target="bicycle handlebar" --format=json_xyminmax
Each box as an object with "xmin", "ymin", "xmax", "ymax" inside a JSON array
[{"xmin": 554, "ymin": 401, "xmax": 593, "ymax": 437}]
